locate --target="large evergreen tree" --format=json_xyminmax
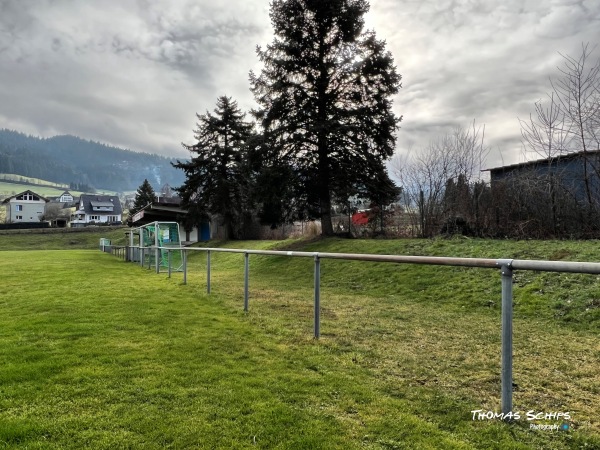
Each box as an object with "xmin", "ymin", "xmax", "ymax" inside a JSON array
[
  {"xmin": 250, "ymin": 0, "xmax": 402, "ymax": 235},
  {"xmin": 173, "ymin": 96, "xmax": 253, "ymax": 239}
]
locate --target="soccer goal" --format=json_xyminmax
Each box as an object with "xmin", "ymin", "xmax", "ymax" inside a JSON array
[{"xmin": 131, "ymin": 221, "xmax": 184, "ymax": 272}]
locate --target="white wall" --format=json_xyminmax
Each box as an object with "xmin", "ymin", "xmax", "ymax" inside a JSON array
[{"xmin": 8, "ymin": 200, "xmax": 45, "ymax": 222}]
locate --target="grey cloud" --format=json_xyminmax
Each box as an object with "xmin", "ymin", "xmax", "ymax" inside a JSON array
[
  {"xmin": 371, "ymin": 0, "xmax": 600, "ymax": 167},
  {"xmin": 0, "ymin": 0, "xmax": 598, "ymax": 167}
]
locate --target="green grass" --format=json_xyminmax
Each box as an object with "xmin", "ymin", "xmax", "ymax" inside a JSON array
[
  {"xmin": 0, "ymin": 179, "xmax": 119, "ymax": 197},
  {"xmin": 0, "ymin": 181, "xmax": 70, "ymax": 197},
  {"xmin": 0, "ymin": 174, "xmax": 69, "ymax": 189},
  {"xmin": 0, "ymin": 227, "xmax": 129, "ymax": 251},
  {"xmin": 0, "ymin": 236, "xmax": 599, "ymax": 449}
]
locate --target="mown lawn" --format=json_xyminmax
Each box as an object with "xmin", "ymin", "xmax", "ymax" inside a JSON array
[
  {"xmin": 0, "ymin": 237, "xmax": 599, "ymax": 449},
  {"xmin": 0, "ymin": 227, "xmax": 128, "ymax": 251}
]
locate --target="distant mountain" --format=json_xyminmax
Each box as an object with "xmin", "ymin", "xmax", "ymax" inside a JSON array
[{"xmin": 0, "ymin": 129, "xmax": 187, "ymax": 192}]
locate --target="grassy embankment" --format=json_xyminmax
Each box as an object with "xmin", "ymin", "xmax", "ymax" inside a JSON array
[
  {"xmin": 0, "ymin": 231, "xmax": 598, "ymax": 449},
  {"xmin": 0, "ymin": 226, "xmax": 128, "ymax": 250}
]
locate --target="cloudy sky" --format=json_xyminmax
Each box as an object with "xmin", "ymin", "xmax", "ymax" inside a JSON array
[{"xmin": 1, "ymin": 0, "xmax": 598, "ymax": 169}]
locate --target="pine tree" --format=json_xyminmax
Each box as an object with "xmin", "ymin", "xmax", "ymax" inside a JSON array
[
  {"xmin": 250, "ymin": 0, "xmax": 402, "ymax": 235},
  {"xmin": 173, "ymin": 96, "xmax": 253, "ymax": 239},
  {"xmin": 130, "ymin": 179, "xmax": 156, "ymax": 218}
]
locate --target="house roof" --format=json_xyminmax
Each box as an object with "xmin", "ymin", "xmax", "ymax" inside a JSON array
[
  {"xmin": 1, "ymin": 190, "xmax": 50, "ymax": 204},
  {"xmin": 79, "ymin": 195, "xmax": 123, "ymax": 215},
  {"xmin": 48, "ymin": 193, "xmax": 79, "ymax": 203},
  {"xmin": 90, "ymin": 201, "xmax": 116, "ymax": 208},
  {"xmin": 131, "ymin": 198, "xmax": 195, "ymax": 225},
  {"xmin": 483, "ymin": 149, "xmax": 598, "ymax": 173},
  {"xmin": 352, "ymin": 211, "xmax": 370, "ymax": 226}
]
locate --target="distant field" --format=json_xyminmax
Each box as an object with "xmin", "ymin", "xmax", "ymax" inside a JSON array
[
  {"xmin": 0, "ymin": 181, "xmax": 73, "ymax": 197},
  {"xmin": 0, "ymin": 236, "xmax": 598, "ymax": 449},
  {"xmin": 0, "ymin": 173, "xmax": 69, "ymax": 188},
  {"xmin": 0, "ymin": 176, "xmax": 119, "ymax": 198}
]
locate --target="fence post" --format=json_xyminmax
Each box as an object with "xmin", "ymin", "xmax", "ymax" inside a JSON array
[
  {"xmin": 183, "ymin": 250, "xmax": 187, "ymax": 285},
  {"xmin": 168, "ymin": 250, "xmax": 172, "ymax": 278},
  {"xmin": 207, "ymin": 250, "xmax": 211, "ymax": 294},
  {"xmin": 244, "ymin": 252, "xmax": 249, "ymax": 312},
  {"xmin": 155, "ymin": 247, "xmax": 160, "ymax": 274},
  {"xmin": 140, "ymin": 247, "xmax": 145, "ymax": 267},
  {"xmin": 500, "ymin": 262, "xmax": 514, "ymax": 416},
  {"xmin": 314, "ymin": 254, "xmax": 321, "ymax": 339}
]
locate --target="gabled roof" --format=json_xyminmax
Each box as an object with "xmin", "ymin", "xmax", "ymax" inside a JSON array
[
  {"xmin": 79, "ymin": 194, "xmax": 123, "ymax": 215},
  {"xmin": 483, "ymin": 149, "xmax": 598, "ymax": 173},
  {"xmin": 90, "ymin": 201, "xmax": 115, "ymax": 208},
  {"xmin": 46, "ymin": 192, "xmax": 71, "ymax": 201},
  {"xmin": 131, "ymin": 198, "xmax": 190, "ymax": 225},
  {"xmin": 2, "ymin": 190, "xmax": 50, "ymax": 204}
]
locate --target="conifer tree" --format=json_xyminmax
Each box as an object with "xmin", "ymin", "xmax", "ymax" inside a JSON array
[
  {"xmin": 173, "ymin": 96, "xmax": 253, "ymax": 239},
  {"xmin": 250, "ymin": 0, "xmax": 402, "ymax": 235},
  {"xmin": 129, "ymin": 178, "xmax": 156, "ymax": 219}
]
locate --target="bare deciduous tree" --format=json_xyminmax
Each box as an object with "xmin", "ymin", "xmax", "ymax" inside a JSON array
[
  {"xmin": 552, "ymin": 43, "xmax": 600, "ymax": 213},
  {"xmin": 519, "ymin": 94, "xmax": 571, "ymax": 234},
  {"xmin": 391, "ymin": 121, "xmax": 488, "ymax": 237},
  {"xmin": 513, "ymin": 43, "xmax": 600, "ymax": 236}
]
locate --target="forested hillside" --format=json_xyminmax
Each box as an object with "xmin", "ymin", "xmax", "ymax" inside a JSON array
[{"xmin": 0, "ymin": 129, "xmax": 186, "ymax": 192}]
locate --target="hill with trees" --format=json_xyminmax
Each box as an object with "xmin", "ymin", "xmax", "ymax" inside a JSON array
[{"xmin": 0, "ymin": 129, "xmax": 185, "ymax": 192}]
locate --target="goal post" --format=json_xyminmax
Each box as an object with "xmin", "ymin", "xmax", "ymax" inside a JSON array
[{"xmin": 134, "ymin": 221, "xmax": 184, "ymax": 272}]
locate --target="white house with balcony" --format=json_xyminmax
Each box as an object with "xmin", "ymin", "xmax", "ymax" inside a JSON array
[
  {"xmin": 71, "ymin": 194, "xmax": 123, "ymax": 227},
  {"xmin": 2, "ymin": 190, "xmax": 49, "ymax": 223}
]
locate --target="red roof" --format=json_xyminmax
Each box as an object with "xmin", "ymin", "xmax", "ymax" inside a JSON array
[{"xmin": 352, "ymin": 212, "xmax": 369, "ymax": 226}]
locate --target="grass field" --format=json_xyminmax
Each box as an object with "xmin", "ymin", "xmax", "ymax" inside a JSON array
[
  {"xmin": 0, "ymin": 181, "xmax": 71, "ymax": 198},
  {"xmin": 0, "ymin": 179, "xmax": 119, "ymax": 198},
  {"xmin": 0, "ymin": 174, "xmax": 69, "ymax": 189},
  {"xmin": 0, "ymin": 233, "xmax": 599, "ymax": 449},
  {"xmin": 0, "ymin": 227, "xmax": 128, "ymax": 251}
]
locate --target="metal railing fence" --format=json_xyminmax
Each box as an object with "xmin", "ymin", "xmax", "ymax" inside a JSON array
[
  {"xmin": 107, "ymin": 245, "xmax": 127, "ymax": 260},
  {"xmin": 109, "ymin": 244, "xmax": 600, "ymax": 417}
]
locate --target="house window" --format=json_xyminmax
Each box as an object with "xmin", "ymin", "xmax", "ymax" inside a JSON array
[
  {"xmin": 16, "ymin": 205, "xmax": 23, "ymax": 211},
  {"xmin": 17, "ymin": 193, "xmax": 39, "ymax": 201},
  {"xmin": 90, "ymin": 215, "xmax": 100, "ymax": 221},
  {"xmin": 16, "ymin": 215, "xmax": 23, "ymax": 220}
]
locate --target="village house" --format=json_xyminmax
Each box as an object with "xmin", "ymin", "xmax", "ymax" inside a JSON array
[
  {"xmin": 71, "ymin": 194, "xmax": 123, "ymax": 227},
  {"xmin": 43, "ymin": 191, "xmax": 79, "ymax": 228},
  {"xmin": 58, "ymin": 191, "xmax": 75, "ymax": 203},
  {"xmin": 2, "ymin": 190, "xmax": 49, "ymax": 223}
]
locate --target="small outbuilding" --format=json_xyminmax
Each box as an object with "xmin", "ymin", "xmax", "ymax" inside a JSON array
[{"xmin": 130, "ymin": 197, "xmax": 212, "ymax": 243}]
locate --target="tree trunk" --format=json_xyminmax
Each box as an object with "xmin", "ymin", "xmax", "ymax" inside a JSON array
[
  {"xmin": 318, "ymin": 138, "xmax": 334, "ymax": 236},
  {"xmin": 316, "ymin": 26, "xmax": 334, "ymax": 237},
  {"xmin": 320, "ymin": 200, "xmax": 334, "ymax": 236},
  {"xmin": 419, "ymin": 189, "xmax": 425, "ymax": 238}
]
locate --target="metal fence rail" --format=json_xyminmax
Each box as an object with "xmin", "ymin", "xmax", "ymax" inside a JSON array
[
  {"xmin": 110, "ymin": 244, "xmax": 600, "ymax": 417},
  {"xmin": 107, "ymin": 245, "xmax": 127, "ymax": 260}
]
